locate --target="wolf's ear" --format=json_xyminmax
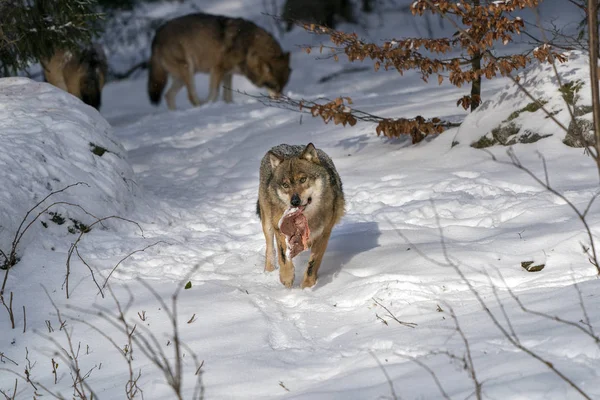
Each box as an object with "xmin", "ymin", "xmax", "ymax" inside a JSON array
[
  {"xmin": 269, "ymin": 151, "xmax": 284, "ymax": 168},
  {"xmin": 300, "ymin": 143, "xmax": 320, "ymax": 164}
]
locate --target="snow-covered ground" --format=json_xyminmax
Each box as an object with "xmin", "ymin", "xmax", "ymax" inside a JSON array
[{"xmin": 2, "ymin": 1, "xmax": 600, "ymax": 399}]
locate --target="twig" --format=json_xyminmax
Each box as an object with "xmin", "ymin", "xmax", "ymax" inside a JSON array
[
  {"xmin": 0, "ymin": 353, "xmax": 18, "ymax": 366},
  {"xmin": 372, "ymin": 298, "xmax": 418, "ymax": 328},
  {"xmin": 0, "ymin": 379, "xmax": 17, "ymax": 400},
  {"xmin": 240, "ymin": 90, "xmax": 460, "ymax": 128},
  {"xmin": 39, "ymin": 286, "xmax": 98, "ymax": 399},
  {"xmin": 369, "ymin": 351, "xmax": 397, "ymax": 400},
  {"xmin": 66, "ymin": 265, "xmax": 205, "ymax": 400},
  {"xmin": 497, "ymin": 271, "xmax": 600, "ymax": 346},
  {"xmin": 65, "ymin": 215, "xmax": 145, "ymax": 298},
  {"xmin": 0, "ymin": 292, "xmax": 15, "ymax": 329},
  {"xmin": 396, "ymin": 354, "xmax": 451, "ymax": 400},
  {"xmin": 0, "ymin": 368, "xmax": 57, "ymax": 399},
  {"xmin": 101, "ymin": 241, "xmax": 167, "ymax": 291},
  {"xmin": 485, "ymin": 148, "xmax": 600, "ymax": 275},
  {"xmin": 1, "ymin": 182, "xmax": 88, "ymax": 295},
  {"xmin": 376, "ymin": 313, "xmax": 388, "ymax": 326},
  {"xmin": 447, "ymin": 306, "xmax": 482, "ymax": 399},
  {"xmin": 317, "ymin": 66, "xmax": 370, "ymax": 83},
  {"xmin": 430, "ymin": 202, "xmax": 593, "ymax": 399},
  {"xmin": 384, "ymin": 209, "xmax": 593, "ymax": 399}
]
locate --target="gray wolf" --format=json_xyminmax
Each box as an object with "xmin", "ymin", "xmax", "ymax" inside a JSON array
[
  {"xmin": 282, "ymin": 0, "xmax": 356, "ymax": 31},
  {"xmin": 257, "ymin": 143, "xmax": 345, "ymax": 288},
  {"xmin": 148, "ymin": 13, "xmax": 291, "ymax": 110},
  {"xmin": 41, "ymin": 44, "xmax": 108, "ymax": 110}
]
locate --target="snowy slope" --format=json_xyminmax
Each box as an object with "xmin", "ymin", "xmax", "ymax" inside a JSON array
[
  {"xmin": 2, "ymin": 1, "xmax": 600, "ymax": 399},
  {"xmin": 0, "ymin": 78, "xmax": 140, "ymax": 266},
  {"xmin": 457, "ymin": 51, "xmax": 594, "ymax": 147}
]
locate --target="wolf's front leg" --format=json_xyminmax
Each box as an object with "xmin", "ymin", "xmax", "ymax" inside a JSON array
[
  {"xmin": 207, "ymin": 66, "xmax": 225, "ymax": 103},
  {"xmin": 275, "ymin": 232, "xmax": 295, "ymax": 288},
  {"xmin": 261, "ymin": 220, "xmax": 276, "ymax": 272},
  {"xmin": 222, "ymin": 73, "xmax": 234, "ymax": 103},
  {"xmin": 301, "ymin": 229, "xmax": 332, "ymax": 289}
]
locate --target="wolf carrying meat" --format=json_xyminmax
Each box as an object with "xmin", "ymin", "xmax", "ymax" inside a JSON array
[{"xmin": 257, "ymin": 143, "xmax": 345, "ymax": 288}]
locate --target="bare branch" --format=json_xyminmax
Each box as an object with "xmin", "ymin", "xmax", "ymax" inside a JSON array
[
  {"xmin": 396, "ymin": 354, "xmax": 452, "ymax": 400},
  {"xmin": 369, "ymin": 351, "xmax": 398, "ymax": 400},
  {"xmin": 372, "ymin": 298, "xmax": 418, "ymax": 328},
  {"xmin": 101, "ymin": 241, "xmax": 167, "ymax": 291}
]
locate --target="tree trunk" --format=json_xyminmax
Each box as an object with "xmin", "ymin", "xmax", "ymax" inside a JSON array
[
  {"xmin": 588, "ymin": 0, "xmax": 600, "ymax": 180},
  {"xmin": 469, "ymin": 0, "xmax": 482, "ymax": 112},
  {"xmin": 470, "ymin": 50, "xmax": 482, "ymax": 112}
]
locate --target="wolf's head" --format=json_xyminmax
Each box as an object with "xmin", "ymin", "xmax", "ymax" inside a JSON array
[
  {"xmin": 246, "ymin": 49, "xmax": 291, "ymax": 97},
  {"xmin": 268, "ymin": 143, "xmax": 324, "ymax": 210}
]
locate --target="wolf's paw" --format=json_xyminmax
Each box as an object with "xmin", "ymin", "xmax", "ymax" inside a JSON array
[
  {"xmin": 280, "ymin": 275, "xmax": 294, "ymax": 288},
  {"xmin": 301, "ymin": 276, "xmax": 317, "ymax": 289},
  {"xmin": 264, "ymin": 261, "xmax": 276, "ymax": 272}
]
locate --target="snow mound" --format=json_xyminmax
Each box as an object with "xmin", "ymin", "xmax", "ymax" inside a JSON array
[
  {"xmin": 0, "ymin": 78, "xmax": 137, "ymax": 260},
  {"xmin": 456, "ymin": 51, "xmax": 593, "ymax": 148}
]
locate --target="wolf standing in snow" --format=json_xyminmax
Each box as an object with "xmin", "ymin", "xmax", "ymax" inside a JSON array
[
  {"xmin": 257, "ymin": 143, "xmax": 345, "ymax": 288},
  {"xmin": 147, "ymin": 13, "xmax": 291, "ymax": 110},
  {"xmin": 41, "ymin": 44, "xmax": 108, "ymax": 110},
  {"xmin": 282, "ymin": 0, "xmax": 356, "ymax": 31}
]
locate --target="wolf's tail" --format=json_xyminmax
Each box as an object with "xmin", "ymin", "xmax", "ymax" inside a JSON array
[
  {"xmin": 79, "ymin": 47, "xmax": 107, "ymax": 110},
  {"xmin": 148, "ymin": 39, "xmax": 168, "ymax": 105}
]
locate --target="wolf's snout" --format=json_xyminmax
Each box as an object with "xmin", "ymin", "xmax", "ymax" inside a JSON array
[
  {"xmin": 268, "ymin": 89, "xmax": 281, "ymax": 99},
  {"xmin": 291, "ymin": 193, "xmax": 301, "ymax": 207}
]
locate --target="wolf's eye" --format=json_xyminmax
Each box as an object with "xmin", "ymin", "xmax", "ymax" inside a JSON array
[
  {"xmin": 299, "ymin": 177, "xmax": 307, "ymax": 184},
  {"xmin": 282, "ymin": 182, "xmax": 290, "ymax": 189}
]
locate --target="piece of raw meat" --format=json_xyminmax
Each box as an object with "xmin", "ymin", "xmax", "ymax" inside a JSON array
[{"xmin": 278, "ymin": 206, "xmax": 310, "ymax": 259}]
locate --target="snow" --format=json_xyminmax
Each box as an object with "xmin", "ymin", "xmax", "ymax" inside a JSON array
[
  {"xmin": 457, "ymin": 51, "xmax": 593, "ymax": 147},
  {"xmin": 2, "ymin": 1, "xmax": 600, "ymax": 399},
  {"xmin": 0, "ymin": 78, "xmax": 140, "ymax": 259}
]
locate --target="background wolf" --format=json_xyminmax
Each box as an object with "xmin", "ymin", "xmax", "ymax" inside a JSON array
[
  {"xmin": 41, "ymin": 44, "xmax": 108, "ymax": 110},
  {"xmin": 282, "ymin": 0, "xmax": 356, "ymax": 31},
  {"xmin": 148, "ymin": 13, "xmax": 291, "ymax": 110},
  {"xmin": 257, "ymin": 143, "xmax": 345, "ymax": 288}
]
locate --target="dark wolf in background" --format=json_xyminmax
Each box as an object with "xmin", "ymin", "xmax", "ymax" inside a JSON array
[
  {"xmin": 42, "ymin": 44, "xmax": 108, "ymax": 110},
  {"xmin": 148, "ymin": 13, "xmax": 291, "ymax": 110},
  {"xmin": 282, "ymin": 0, "xmax": 356, "ymax": 31}
]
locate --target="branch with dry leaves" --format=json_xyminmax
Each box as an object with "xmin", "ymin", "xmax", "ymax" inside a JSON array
[
  {"xmin": 295, "ymin": 0, "xmax": 565, "ymax": 111},
  {"xmin": 243, "ymin": 91, "xmax": 458, "ymax": 143}
]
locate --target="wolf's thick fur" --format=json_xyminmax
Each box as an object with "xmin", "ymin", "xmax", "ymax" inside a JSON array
[
  {"xmin": 148, "ymin": 13, "xmax": 291, "ymax": 110},
  {"xmin": 282, "ymin": 0, "xmax": 355, "ymax": 31},
  {"xmin": 42, "ymin": 45, "xmax": 108, "ymax": 110},
  {"xmin": 258, "ymin": 143, "xmax": 345, "ymax": 288}
]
